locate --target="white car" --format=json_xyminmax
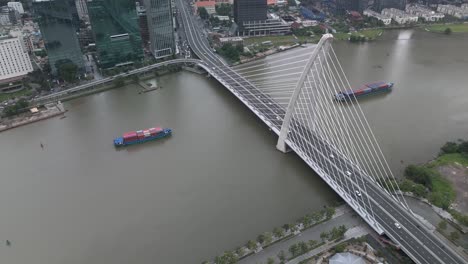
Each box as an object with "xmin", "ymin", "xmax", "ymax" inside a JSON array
[
  {"xmin": 394, "ymin": 222, "xmax": 401, "ymax": 229},
  {"xmin": 355, "ymin": 190, "xmax": 361, "ymax": 197},
  {"xmin": 345, "ymin": 171, "xmax": 351, "ymax": 176},
  {"xmin": 329, "ymin": 154, "xmax": 334, "ymax": 159}
]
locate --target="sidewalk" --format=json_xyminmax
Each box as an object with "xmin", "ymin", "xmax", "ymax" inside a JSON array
[
  {"xmin": 238, "ymin": 206, "xmax": 363, "ymax": 264},
  {"xmin": 287, "ymin": 226, "xmax": 370, "ymax": 264}
]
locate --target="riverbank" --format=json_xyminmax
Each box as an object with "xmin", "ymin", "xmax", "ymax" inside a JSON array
[
  {"xmin": 334, "ymin": 29, "xmax": 384, "ymax": 41},
  {"xmin": 0, "ymin": 102, "xmax": 66, "ymax": 132},
  {"xmin": 204, "ymin": 205, "xmax": 341, "ymax": 264},
  {"xmin": 425, "ymin": 23, "xmax": 468, "ymax": 33}
]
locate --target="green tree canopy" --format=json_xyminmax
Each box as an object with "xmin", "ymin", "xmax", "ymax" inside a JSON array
[
  {"xmin": 438, "ymin": 220, "xmax": 447, "ymax": 230},
  {"xmin": 198, "ymin": 7, "xmax": 209, "ymax": 20},
  {"xmin": 215, "ymin": 3, "xmax": 232, "ymax": 16},
  {"xmin": 57, "ymin": 61, "xmax": 79, "ymax": 83}
]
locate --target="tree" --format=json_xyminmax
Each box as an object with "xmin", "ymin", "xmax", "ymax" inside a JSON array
[
  {"xmin": 267, "ymin": 257, "xmax": 275, "ymax": 264},
  {"xmin": 289, "ymin": 243, "xmax": 299, "ymax": 257},
  {"xmin": 282, "ymin": 223, "xmax": 292, "ymax": 231},
  {"xmin": 277, "ymin": 250, "xmax": 286, "ymax": 262},
  {"xmin": 3, "ymin": 99, "xmax": 30, "ymax": 117},
  {"xmin": 449, "ymin": 231, "xmax": 460, "ymax": 241},
  {"xmin": 214, "ymin": 251, "xmax": 238, "ymax": 264},
  {"xmin": 236, "ymin": 247, "xmax": 245, "ymax": 257},
  {"xmin": 57, "ymin": 62, "xmax": 78, "ymax": 83},
  {"xmin": 198, "ymin": 7, "xmax": 209, "ymax": 20},
  {"xmin": 308, "ymin": 240, "xmax": 318, "ymax": 248},
  {"xmin": 413, "ymin": 183, "xmax": 427, "ymax": 197},
  {"xmin": 458, "ymin": 141, "xmax": 468, "ymax": 154},
  {"xmin": 438, "ymin": 220, "xmax": 447, "ymax": 230},
  {"xmin": 302, "ymin": 215, "xmax": 312, "ymax": 228},
  {"xmin": 287, "ymin": 0, "xmax": 296, "ymax": 6},
  {"xmin": 247, "ymin": 240, "xmax": 257, "ymax": 250},
  {"xmin": 113, "ymin": 76, "xmax": 125, "ymax": 87},
  {"xmin": 441, "ymin": 141, "xmax": 458, "ymax": 154},
  {"xmin": 257, "ymin": 233, "xmax": 266, "ymax": 244},
  {"xmin": 320, "ymin": 231, "xmax": 328, "ymax": 242},
  {"xmin": 215, "ymin": 3, "xmax": 232, "ymax": 16},
  {"xmin": 263, "ymin": 232, "xmax": 273, "ymax": 245},
  {"xmin": 444, "ymin": 27, "xmax": 452, "ymax": 35},
  {"xmin": 311, "ymin": 211, "xmax": 322, "ymax": 222},
  {"xmin": 334, "ymin": 243, "xmax": 346, "ymax": 253},
  {"xmin": 404, "ymin": 165, "xmax": 433, "ymax": 188},
  {"xmin": 273, "ymin": 227, "xmax": 285, "ymax": 238},
  {"xmin": 325, "ymin": 207, "xmax": 335, "ymax": 219},
  {"xmin": 298, "ymin": 241, "xmax": 309, "ymax": 254}
]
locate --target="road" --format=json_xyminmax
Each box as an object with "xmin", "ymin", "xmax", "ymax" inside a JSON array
[
  {"xmin": 238, "ymin": 207, "xmax": 363, "ymax": 264},
  {"xmin": 176, "ymin": 0, "xmax": 466, "ymax": 263}
]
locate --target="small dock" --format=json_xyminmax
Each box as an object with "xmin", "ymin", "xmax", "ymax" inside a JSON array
[{"xmin": 137, "ymin": 81, "xmax": 159, "ymax": 94}]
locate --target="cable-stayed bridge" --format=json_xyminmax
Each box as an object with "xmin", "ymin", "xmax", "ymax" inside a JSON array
[{"xmin": 176, "ymin": 0, "xmax": 466, "ymax": 263}]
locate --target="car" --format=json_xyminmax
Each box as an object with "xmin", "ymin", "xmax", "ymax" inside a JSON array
[
  {"xmin": 355, "ymin": 190, "xmax": 361, "ymax": 197},
  {"xmin": 345, "ymin": 171, "xmax": 351, "ymax": 176},
  {"xmin": 329, "ymin": 154, "xmax": 334, "ymax": 159},
  {"xmin": 394, "ymin": 222, "xmax": 401, "ymax": 229}
]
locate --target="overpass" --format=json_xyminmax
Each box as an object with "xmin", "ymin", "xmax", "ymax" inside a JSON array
[
  {"xmin": 32, "ymin": 58, "xmax": 206, "ymax": 105},
  {"xmin": 176, "ymin": 0, "xmax": 466, "ymax": 263}
]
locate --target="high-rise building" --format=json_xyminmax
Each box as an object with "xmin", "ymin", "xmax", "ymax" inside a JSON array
[
  {"xmin": 75, "ymin": 0, "xmax": 89, "ymax": 22},
  {"xmin": 87, "ymin": 0, "xmax": 144, "ymax": 69},
  {"xmin": 374, "ymin": 0, "xmax": 407, "ymax": 12},
  {"xmin": 136, "ymin": 0, "xmax": 150, "ymax": 49},
  {"xmin": 144, "ymin": 0, "xmax": 175, "ymax": 59},
  {"xmin": 0, "ymin": 6, "xmax": 20, "ymax": 25},
  {"xmin": 0, "ymin": 35, "xmax": 33, "ymax": 82},
  {"xmin": 233, "ymin": 0, "xmax": 267, "ymax": 26},
  {"xmin": 32, "ymin": 0, "xmax": 84, "ymax": 75}
]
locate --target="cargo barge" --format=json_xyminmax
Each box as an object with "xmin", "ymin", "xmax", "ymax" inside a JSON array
[
  {"xmin": 335, "ymin": 81, "xmax": 393, "ymax": 101},
  {"xmin": 114, "ymin": 126, "xmax": 172, "ymax": 147}
]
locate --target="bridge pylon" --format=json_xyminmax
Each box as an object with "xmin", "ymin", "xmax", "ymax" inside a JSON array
[{"xmin": 276, "ymin": 34, "xmax": 334, "ymax": 153}]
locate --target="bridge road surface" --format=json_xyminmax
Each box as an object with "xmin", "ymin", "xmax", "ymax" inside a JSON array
[{"xmin": 176, "ymin": 0, "xmax": 465, "ymax": 263}]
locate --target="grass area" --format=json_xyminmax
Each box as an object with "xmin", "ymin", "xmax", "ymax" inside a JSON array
[
  {"xmin": 426, "ymin": 23, "xmax": 468, "ymax": 33},
  {"xmin": 0, "ymin": 89, "xmax": 32, "ymax": 103},
  {"xmin": 429, "ymin": 153, "xmax": 468, "ymax": 167},
  {"xmin": 334, "ymin": 29, "xmax": 384, "ymax": 41},
  {"xmin": 244, "ymin": 35, "xmax": 318, "ymax": 47},
  {"xmin": 429, "ymin": 174, "xmax": 456, "ymax": 205}
]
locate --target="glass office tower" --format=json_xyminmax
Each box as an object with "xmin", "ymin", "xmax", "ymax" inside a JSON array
[
  {"xmin": 144, "ymin": 0, "xmax": 175, "ymax": 59},
  {"xmin": 88, "ymin": 0, "xmax": 144, "ymax": 69},
  {"xmin": 32, "ymin": 0, "xmax": 84, "ymax": 75}
]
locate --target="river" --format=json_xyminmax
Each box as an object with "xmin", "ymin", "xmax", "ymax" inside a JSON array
[{"xmin": 0, "ymin": 29, "xmax": 467, "ymax": 264}]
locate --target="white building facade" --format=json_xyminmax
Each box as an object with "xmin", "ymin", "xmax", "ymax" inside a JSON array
[
  {"xmin": 382, "ymin": 8, "xmax": 418, "ymax": 24},
  {"xmin": 0, "ymin": 36, "xmax": 33, "ymax": 82},
  {"xmin": 437, "ymin": 4, "xmax": 468, "ymax": 19},
  {"xmin": 363, "ymin": 9, "xmax": 392, "ymax": 25},
  {"xmin": 7, "ymin": 2, "xmax": 24, "ymax": 14},
  {"xmin": 406, "ymin": 4, "xmax": 444, "ymax": 22}
]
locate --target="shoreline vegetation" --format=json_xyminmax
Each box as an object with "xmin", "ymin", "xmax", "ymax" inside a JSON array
[
  {"xmin": 388, "ymin": 140, "xmax": 468, "ymax": 228},
  {"xmin": 203, "ymin": 204, "xmax": 341, "ymax": 264},
  {"xmin": 425, "ymin": 23, "xmax": 468, "ymax": 33}
]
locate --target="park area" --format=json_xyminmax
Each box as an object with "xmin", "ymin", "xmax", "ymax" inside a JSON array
[{"xmin": 426, "ymin": 23, "xmax": 468, "ymax": 33}]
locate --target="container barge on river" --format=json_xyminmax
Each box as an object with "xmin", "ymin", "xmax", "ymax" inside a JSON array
[
  {"xmin": 335, "ymin": 81, "xmax": 393, "ymax": 101},
  {"xmin": 114, "ymin": 126, "xmax": 172, "ymax": 147}
]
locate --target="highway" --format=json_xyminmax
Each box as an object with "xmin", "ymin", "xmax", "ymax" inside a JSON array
[{"xmin": 176, "ymin": 0, "xmax": 466, "ymax": 263}]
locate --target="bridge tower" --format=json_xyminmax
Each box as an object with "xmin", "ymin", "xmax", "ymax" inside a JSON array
[
  {"xmin": 274, "ymin": 34, "xmax": 412, "ymax": 235},
  {"xmin": 276, "ymin": 34, "xmax": 334, "ymax": 153}
]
